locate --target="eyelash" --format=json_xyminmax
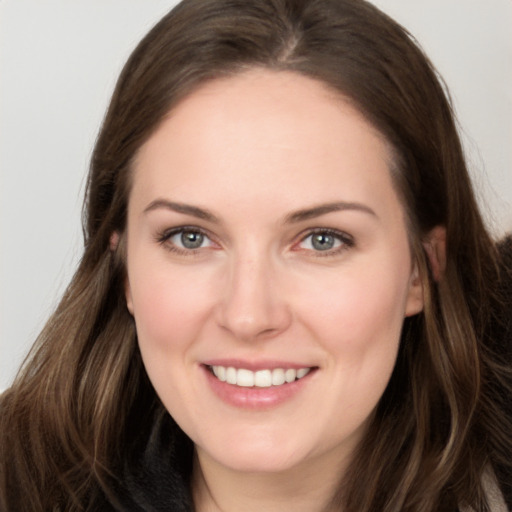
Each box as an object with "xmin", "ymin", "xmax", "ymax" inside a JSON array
[
  {"xmin": 155, "ymin": 226, "xmax": 215, "ymax": 256},
  {"xmin": 294, "ymin": 228, "xmax": 354, "ymax": 257},
  {"xmin": 155, "ymin": 226, "xmax": 354, "ymax": 256}
]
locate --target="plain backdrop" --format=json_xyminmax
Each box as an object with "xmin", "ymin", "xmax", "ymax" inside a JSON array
[{"xmin": 1, "ymin": 0, "xmax": 511, "ymax": 391}]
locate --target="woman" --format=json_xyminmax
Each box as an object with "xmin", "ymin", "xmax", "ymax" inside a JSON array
[{"xmin": 1, "ymin": 0, "xmax": 510, "ymax": 510}]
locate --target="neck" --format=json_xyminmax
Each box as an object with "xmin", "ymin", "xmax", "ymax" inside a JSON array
[{"xmin": 192, "ymin": 447, "xmax": 348, "ymax": 512}]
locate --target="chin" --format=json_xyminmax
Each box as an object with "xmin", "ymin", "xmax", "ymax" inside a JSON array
[
  {"xmin": 213, "ymin": 450, "xmax": 305, "ymax": 474},
  {"xmin": 197, "ymin": 430, "xmax": 313, "ymax": 474}
]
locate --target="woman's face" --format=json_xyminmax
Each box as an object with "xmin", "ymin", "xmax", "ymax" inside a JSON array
[{"xmin": 125, "ymin": 70, "xmax": 424, "ymax": 476}]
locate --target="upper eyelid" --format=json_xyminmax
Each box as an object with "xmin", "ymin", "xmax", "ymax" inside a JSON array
[
  {"xmin": 159, "ymin": 225, "xmax": 211, "ymax": 239},
  {"xmin": 156, "ymin": 226, "xmax": 218, "ymax": 256},
  {"xmin": 155, "ymin": 225, "xmax": 217, "ymax": 248},
  {"xmin": 296, "ymin": 227, "xmax": 353, "ymax": 242},
  {"xmin": 293, "ymin": 228, "xmax": 355, "ymax": 253}
]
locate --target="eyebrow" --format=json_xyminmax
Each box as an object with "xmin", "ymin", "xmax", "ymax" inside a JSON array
[
  {"xmin": 143, "ymin": 199, "xmax": 376, "ymax": 224},
  {"xmin": 143, "ymin": 199, "xmax": 220, "ymax": 223},
  {"xmin": 284, "ymin": 202, "xmax": 377, "ymax": 223}
]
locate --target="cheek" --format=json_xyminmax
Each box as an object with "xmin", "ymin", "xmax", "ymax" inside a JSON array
[
  {"xmin": 127, "ymin": 262, "xmax": 215, "ymax": 358},
  {"xmin": 307, "ymin": 265, "xmax": 407, "ymax": 337},
  {"xmin": 302, "ymin": 262, "xmax": 409, "ymax": 423},
  {"xmin": 127, "ymin": 263, "xmax": 219, "ymax": 414},
  {"xmin": 297, "ymin": 255, "xmax": 410, "ymax": 383}
]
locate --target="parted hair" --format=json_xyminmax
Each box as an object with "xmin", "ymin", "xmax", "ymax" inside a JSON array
[{"xmin": 1, "ymin": 1, "xmax": 510, "ymax": 510}]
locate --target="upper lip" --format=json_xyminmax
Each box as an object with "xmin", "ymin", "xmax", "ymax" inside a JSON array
[{"xmin": 202, "ymin": 359, "xmax": 316, "ymax": 372}]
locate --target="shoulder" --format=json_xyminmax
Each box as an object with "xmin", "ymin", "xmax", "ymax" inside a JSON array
[
  {"xmin": 497, "ymin": 235, "xmax": 512, "ymax": 263},
  {"xmin": 458, "ymin": 469, "xmax": 510, "ymax": 512},
  {"xmin": 497, "ymin": 235, "xmax": 512, "ymax": 309},
  {"xmin": 493, "ymin": 234, "xmax": 512, "ymax": 509},
  {"xmin": 495, "ymin": 234, "xmax": 512, "ymax": 371},
  {"xmin": 103, "ymin": 410, "xmax": 194, "ymax": 512},
  {"xmin": 483, "ymin": 469, "xmax": 510, "ymax": 512}
]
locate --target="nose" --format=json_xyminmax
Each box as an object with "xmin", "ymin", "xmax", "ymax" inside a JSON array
[{"xmin": 215, "ymin": 252, "xmax": 292, "ymax": 342}]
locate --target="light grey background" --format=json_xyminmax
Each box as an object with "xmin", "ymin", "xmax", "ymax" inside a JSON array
[{"xmin": 1, "ymin": 1, "xmax": 511, "ymax": 391}]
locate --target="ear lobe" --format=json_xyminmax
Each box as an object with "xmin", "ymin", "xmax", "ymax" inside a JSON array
[
  {"xmin": 423, "ymin": 226, "xmax": 446, "ymax": 282},
  {"xmin": 110, "ymin": 231, "xmax": 120, "ymax": 251},
  {"xmin": 405, "ymin": 263, "xmax": 424, "ymax": 317},
  {"xmin": 404, "ymin": 225, "xmax": 447, "ymax": 318}
]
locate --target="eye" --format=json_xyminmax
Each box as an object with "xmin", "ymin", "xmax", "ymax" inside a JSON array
[
  {"xmin": 173, "ymin": 230, "xmax": 208, "ymax": 249},
  {"xmin": 296, "ymin": 229, "xmax": 353, "ymax": 254},
  {"xmin": 157, "ymin": 227, "xmax": 215, "ymax": 252}
]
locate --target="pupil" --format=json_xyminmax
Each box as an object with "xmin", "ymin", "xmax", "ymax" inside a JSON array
[
  {"xmin": 312, "ymin": 233, "xmax": 334, "ymax": 251},
  {"xmin": 181, "ymin": 231, "xmax": 204, "ymax": 249}
]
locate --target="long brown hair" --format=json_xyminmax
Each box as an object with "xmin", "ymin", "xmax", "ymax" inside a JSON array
[{"xmin": 1, "ymin": 1, "xmax": 510, "ymax": 510}]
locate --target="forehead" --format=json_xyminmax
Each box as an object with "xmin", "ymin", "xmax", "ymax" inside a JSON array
[{"xmin": 130, "ymin": 69, "xmax": 401, "ymax": 222}]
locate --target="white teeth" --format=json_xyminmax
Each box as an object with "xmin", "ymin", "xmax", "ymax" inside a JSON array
[
  {"xmin": 285, "ymin": 368, "xmax": 296, "ymax": 383},
  {"xmin": 213, "ymin": 365, "xmax": 226, "ymax": 381},
  {"xmin": 271, "ymin": 368, "xmax": 286, "ymax": 386},
  {"xmin": 237, "ymin": 369, "xmax": 254, "ymax": 387},
  {"xmin": 226, "ymin": 366, "xmax": 237, "ymax": 385},
  {"xmin": 254, "ymin": 369, "xmax": 272, "ymax": 387},
  {"xmin": 297, "ymin": 368, "xmax": 309, "ymax": 379},
  {"xmin": 211, "ymin": 366, "xmax": 311, "ymax": 387}
]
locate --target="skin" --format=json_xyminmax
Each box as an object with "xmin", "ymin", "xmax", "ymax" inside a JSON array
[{"xmin": 124, "ymin": 69, "xmax": 425, "ymax": 512}]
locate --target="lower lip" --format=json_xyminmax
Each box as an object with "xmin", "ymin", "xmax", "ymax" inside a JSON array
[{"xmin": 202, "ymin": 366, "xmax": 315, "ymax": 410}]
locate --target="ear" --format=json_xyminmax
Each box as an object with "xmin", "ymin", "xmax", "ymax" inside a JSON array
[
  {"xmin": 404, "ymin": 262, "xmax": 424, "ymax": 317},
  {"xmin": 404, "ymin": 226, "xmax": 446, "ymax": 317},
  {"xmin": 422, "ymin": 225, "xmax": 446, "ymax": 282},
  {"xmin": 110, "ymin": 231, "xmax": 120, "ymax": 251}
]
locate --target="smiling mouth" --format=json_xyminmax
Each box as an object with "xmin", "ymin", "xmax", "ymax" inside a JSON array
[{"xmin": 207, "ymin": 365, "xmax": 315, "ymax": 388}]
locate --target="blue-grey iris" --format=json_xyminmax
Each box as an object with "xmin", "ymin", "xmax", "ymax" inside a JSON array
[
  {"xmin": 312, "ymin": 233, "xmax": 335, "ymax": 251},
  {"xmin": 181, "ymin": 231, "xmax": 204, "ymax": 249}
]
